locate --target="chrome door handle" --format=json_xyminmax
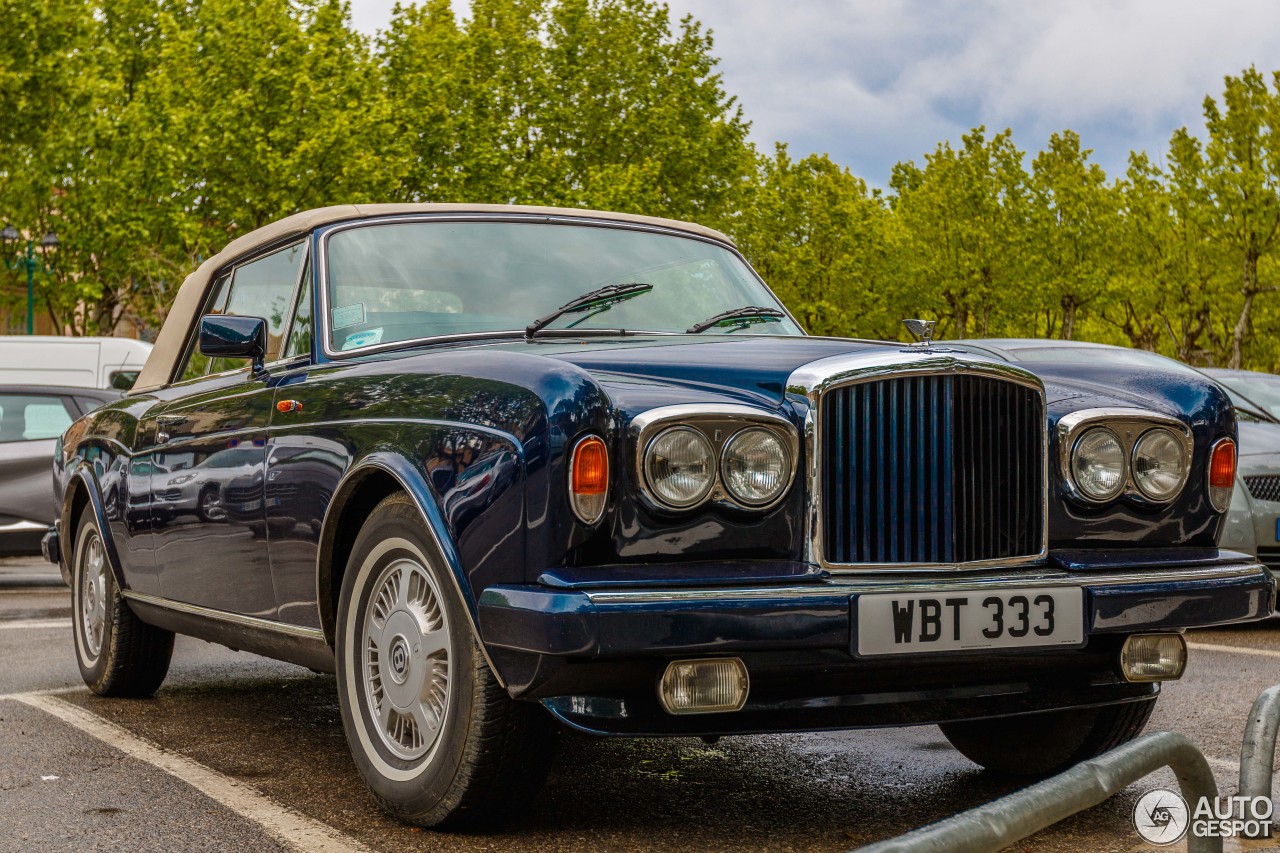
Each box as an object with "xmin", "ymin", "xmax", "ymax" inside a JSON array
[{"xmin": 156, "ymin": 415, "xmax": 185, "ymax": 425}]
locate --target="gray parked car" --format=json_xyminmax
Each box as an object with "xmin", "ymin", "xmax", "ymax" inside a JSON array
[
  {"xmin": 1200, "ymin": 369, "xmax": 1280, "ymax": 573},
  {"xmin": 0, "ymin": 385, "xmax": 120, "ymax": 557}
]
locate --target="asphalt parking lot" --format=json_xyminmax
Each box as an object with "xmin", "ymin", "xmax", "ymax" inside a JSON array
[{"xmin": 3, "ymin": 554, "xmax": 1280, "ymax": 853}]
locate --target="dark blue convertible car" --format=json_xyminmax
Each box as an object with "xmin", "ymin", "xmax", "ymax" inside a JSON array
[{"xmin": 46, "ymin": 204, "xmax": 1273, "ymax": 827}]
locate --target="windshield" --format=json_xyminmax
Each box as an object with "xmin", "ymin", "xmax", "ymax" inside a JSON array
[
  {"xmin": 1218, "ymin": 375, "xmax": 1280, "ymax": 421},
  {"xmin": 323, "ymin": 220, "xmax": 802, "ymax": 351}
]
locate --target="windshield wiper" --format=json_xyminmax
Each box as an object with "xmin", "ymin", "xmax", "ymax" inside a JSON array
[
  {"xmin": 687, "ymin": 306, "xmax": 786, "ymax": 334},
  {"xmin": 525, "ymin": 282, "xmax": 654, "ymax": 339}
]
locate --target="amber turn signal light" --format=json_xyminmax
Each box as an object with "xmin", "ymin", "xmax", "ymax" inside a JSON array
[
  {"xmin": 570, "ymin": 435, "xmax": 608, "ymax": 524},
  {"xmin": 1208, "ymin": 437, "xmax": 1236, "ymax": 512}
]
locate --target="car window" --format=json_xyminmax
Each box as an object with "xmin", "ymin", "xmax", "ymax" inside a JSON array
[
  {"xmin": 283, "ymin": 256, "xmax": 313, "ymax": 360},
  {"xmin": 109, "ymin": 370, "xmax": 139, "ymax": 390},
  {"xmin": 209, "ymin": 243, "xmax": 307, "ymax": 371},
  {"xmin": 1221, "ymin": 377, "xmax": 1280, "ymax": 421},
  {"xmin": 177, "ymin": 272, "xmax": 232, "ymax": 382},
  {"xmin": 324, "ymin": 221, "xmax": 803, "ymax": 352},
  {"xmin": 74, "ymin": 396, "xmax": 111, "ymax": 415},
  {"xmin": 0, "ymin": 394, "xmax": 75, "ymax": 441}
]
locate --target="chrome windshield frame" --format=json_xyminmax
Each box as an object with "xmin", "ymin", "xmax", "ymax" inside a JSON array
[{"xmin": 314, "ymin": 212, "xmax": 805, "ymax": 362}]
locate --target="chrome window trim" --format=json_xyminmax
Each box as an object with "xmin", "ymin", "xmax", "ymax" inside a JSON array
[
  {"xmin": 582, "ymin": 561, "xmax": 1265, "ymax": 605},
  {"xmin": 314, "ymin": 212, "xmax": 805, "ymax": 361},
  {"xmin": 630, "ymin": 403, "xmax": 800, "ymax": 513},
  {"xmin": 121, "ymin": 589, "xmax": 326, "ymax": 641},
  {"xmin": 1057, "ymin": 408, "xmax": 1194, "ymax": 506},
  {"xmin": 785, "ymin": 351, "xmax": 1050, "ymax": 573}
]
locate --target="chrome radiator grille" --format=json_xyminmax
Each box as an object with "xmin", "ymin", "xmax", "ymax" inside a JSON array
[{"xmin": 820, "ymin": 374, "xmax": 1045, "ymax": 566}]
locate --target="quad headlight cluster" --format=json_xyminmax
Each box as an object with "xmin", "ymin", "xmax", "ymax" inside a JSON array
[
  {"xmin": 636, "ymin": 405, "xmax": 798, "ymax": 512},
  {"xmin": 1060, "ymin": 410, "xmax": 1195, "ymax": 505}
]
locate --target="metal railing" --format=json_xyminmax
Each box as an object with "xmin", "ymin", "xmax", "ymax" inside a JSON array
[
  {"xmin": 856, "ymin": 680, "xmax": 1280, "ymax": 851},
  {"xmin": 854, "ymin": 731, "xmax": 1222, "ymax": 853},
  {"xmin": 1239, "ymin": 684, "xmax": 1280, "ymax": 837}
]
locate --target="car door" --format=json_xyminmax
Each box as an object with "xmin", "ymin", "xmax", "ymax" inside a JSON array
[
  {"xmin": 0, "ymin": 390, "xmax": 78, "ymax": 549},
  {"xmin": 262, "ymin": 255, "xmax": 351, "ymax": 629},
  {"xmin": 143, "ymin": 242, "xmax": 308, "ymax": 619}
]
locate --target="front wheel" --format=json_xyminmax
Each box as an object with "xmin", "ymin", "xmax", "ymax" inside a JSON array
[
  {"xmin": 939, "ymin": 696, "xmax": 1157, "ymax": 776},
  {"xmin": 71, "ymin": 506, "xmax": 174, "ymax": 696},
  {"xmin": 335, "ymin": 493, "xmax": 557, "ymax": 829}
]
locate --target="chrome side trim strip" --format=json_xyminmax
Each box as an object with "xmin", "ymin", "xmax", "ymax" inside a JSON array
[
  {"xmin": 581, "ymin": 562, "xmax": 1267, "ymax": 605},
  {"xmin": 121, "ymin": 591, "xmax": 327, "ymax": 641}
]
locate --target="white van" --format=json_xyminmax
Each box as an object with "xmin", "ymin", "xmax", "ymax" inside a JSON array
[{"xmin": 0, "ymin": 336, "xmax": 153, "ymax": 390}]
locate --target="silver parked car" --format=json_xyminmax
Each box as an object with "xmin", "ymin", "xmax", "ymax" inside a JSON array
[
  {"xmin": 0, "ymin": 384, "xmax": 120, "ymax": 557},
  {"xmin": 1200, "ymin": 369, "xmax": 1280, "ymax": 573}
]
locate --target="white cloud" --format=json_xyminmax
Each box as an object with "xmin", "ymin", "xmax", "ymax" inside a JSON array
[{"xmin": 347, "ymin": 0, "xmax": 1280, "ymax": 182}]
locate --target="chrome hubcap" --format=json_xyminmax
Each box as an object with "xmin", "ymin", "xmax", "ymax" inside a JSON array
[
  {"xmin": 362, "ymin": 558, "xmax": 451, "ymax": 761},
  {"xmin": 79, "ymin": 533, "xmax": 108, "ymax": 658}
]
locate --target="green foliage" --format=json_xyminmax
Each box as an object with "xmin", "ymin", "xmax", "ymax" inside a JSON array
[
  {"xmin": 380, "ymin": 0, "xmax": 751, "ymax": 218},
  {"xmin": 6, "ymin": 2, "xmax": 1280, "ymax": 372}
]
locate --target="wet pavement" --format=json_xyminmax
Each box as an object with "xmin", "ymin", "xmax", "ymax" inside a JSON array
[{"xmin": 3, "ymin": 553, "xmax": 1280, "ymax": 852}]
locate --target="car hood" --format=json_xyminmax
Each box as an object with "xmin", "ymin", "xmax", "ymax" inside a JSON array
[{"xmin": 1237, "ymin": 421, "xmax": 1280, "ymax": 458}]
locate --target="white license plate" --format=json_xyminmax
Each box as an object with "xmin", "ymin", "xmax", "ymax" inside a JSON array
[{"xmin": 856, "ymin": 587, "xmax": 1084, "ymax": 656}]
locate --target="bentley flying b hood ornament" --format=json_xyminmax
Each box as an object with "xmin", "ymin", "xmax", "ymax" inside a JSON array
[{"xmin": 903, "ymin": 318, "xmax": 936, "ymax": 348}]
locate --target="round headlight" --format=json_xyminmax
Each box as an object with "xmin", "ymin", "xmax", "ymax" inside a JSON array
[
  {"xmin": 1132, "ymin": 428, "xmax": 1187, "ymax": 501},
  {"xmin": 722, "ymin": 427, "xmax": 791, "ymax": 506},
  {"xmin": 644, "ymin": 426, "xmax": 715, "ymax": 508},
  {"xmin": 1071, "ymin": 427, "xmax": 1126, "ymax": 501}
]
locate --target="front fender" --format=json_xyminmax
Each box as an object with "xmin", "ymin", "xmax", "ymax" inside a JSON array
[
  {"xmin": 317, "ymin": 450, "xmax": 515, "ymax": 687},
  {"xmin": 60, "ymin": 462, "xmax": 128, "ymax": 591}
]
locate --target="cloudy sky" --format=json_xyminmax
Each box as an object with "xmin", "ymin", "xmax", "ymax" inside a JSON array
[{"xmin": 347, "ymin": 0, "xmax": 1280, "ymax": 185}]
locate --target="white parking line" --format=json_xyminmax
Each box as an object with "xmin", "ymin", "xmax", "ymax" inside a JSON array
[
  {"xmin": 0, "ymin": 618, "xmax": 69, "ymax": 631},
  {"xmin": 1187, "ymin": 641, "xmax": 1280, "ymax": 660},
  {"xmin": 11, "ymin": 692, "xmax": 373, "ymax": 853}
]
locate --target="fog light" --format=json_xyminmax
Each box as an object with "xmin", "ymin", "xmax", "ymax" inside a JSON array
[
  {"xmin": 659, "ymin": 658, "xmax": 749, "ymax": 715},
  {"xmin": 1120, "ymin": 633, "xmax": 1187, "ymax": 682}
]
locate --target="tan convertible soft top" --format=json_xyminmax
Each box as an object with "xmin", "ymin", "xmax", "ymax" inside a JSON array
[{"xmin": 131, "ymin": 203, "xmax": 736, "ymax": 394}]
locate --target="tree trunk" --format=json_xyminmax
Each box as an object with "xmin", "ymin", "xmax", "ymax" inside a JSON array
[
  {"xmin": 1230, "ymin": 253, "xmax": 1259, "ymax": 369},
  {"xmin": 1061, "ymin": 294, "xmax": 1077, "ymax": 340}
]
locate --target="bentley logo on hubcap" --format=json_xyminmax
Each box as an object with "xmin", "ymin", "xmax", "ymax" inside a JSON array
[{"xmin": 389, "ymin": 636, "xmax": 410, "ymax": 683}]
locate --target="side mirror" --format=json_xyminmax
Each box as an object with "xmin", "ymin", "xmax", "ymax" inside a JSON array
[{"xmin": 199, "ymin": 315, "xmax": 267, "ymax": 375}]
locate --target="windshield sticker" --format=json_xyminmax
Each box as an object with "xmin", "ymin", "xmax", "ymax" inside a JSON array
[
  {"xmin": 331, "ymin": 302, "xmax": 365, "ymax": 330},
  {"xmin": 341, "ymin": 328, "xmax": 383, "ymax": 351}
]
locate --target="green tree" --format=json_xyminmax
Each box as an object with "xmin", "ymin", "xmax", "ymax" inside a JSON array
[
  {"xmin": 1169, "ymin": 67, "xmax": 1280, "ymax": 368},
  {"xmin": 889, "ymin": 127, "xmax": 1031, "ymax": 339},
  {"xmin": 731, "ymin": 145, "xmax": 895, "ymax": 338},
  {"xmin": 379, "ymin": 0, "xmax": 752, "ymax": 222},
  {"xmin": 1026, "ymin": 131, "xmax": 1117, "ymax": 340}
]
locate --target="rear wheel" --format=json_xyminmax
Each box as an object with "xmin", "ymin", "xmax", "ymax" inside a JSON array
[
  {"xmin": 335, "ymin": 493, "xmax": 557, "ymax": 829},
  {"xmin": 71, "ymin": 506, "xmax": 174, "ymax": 697},
  {"xmin": 939, "ymin": 696, "xmax": 1157, "ymax": 776}
]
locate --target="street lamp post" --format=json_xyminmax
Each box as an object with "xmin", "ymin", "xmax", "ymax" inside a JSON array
[{"xmin": 1, "ymin": 225, "xmax": 58, "ymax": 335}]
